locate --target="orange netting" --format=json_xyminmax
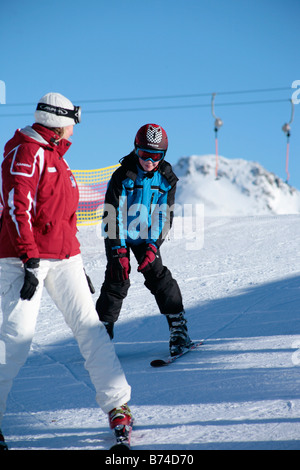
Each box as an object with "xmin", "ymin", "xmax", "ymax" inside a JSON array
[
  {"xmin": 73, "ymin": 164, "xmax": 120, "ymax": 225},
  {"xmin": 0, "ymin": 164, "xmax": 120, "ymax": 226}
]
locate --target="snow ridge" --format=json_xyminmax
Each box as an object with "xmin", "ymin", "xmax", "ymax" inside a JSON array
[{"xmin": 174, "ymin": 155, "xmax": 300, "ymax": 216}]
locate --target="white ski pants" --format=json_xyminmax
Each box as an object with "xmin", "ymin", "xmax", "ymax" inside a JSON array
[{"xmin": 0, "ymin": 255, "xmax": 131, "ymax": 426}]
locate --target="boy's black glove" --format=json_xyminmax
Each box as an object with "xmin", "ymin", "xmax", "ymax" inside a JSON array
[{"xmin": 20, "ymin": 258, "xmax": 40, "ymax": 300}]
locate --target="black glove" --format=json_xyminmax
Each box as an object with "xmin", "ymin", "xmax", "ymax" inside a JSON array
[{"xmin": 20, "ymin": 258, "xmax": 40, "ymax": 300}]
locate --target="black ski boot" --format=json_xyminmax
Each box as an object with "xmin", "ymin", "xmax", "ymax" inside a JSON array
[
  {"xmin": 103, "ymin": 321, "xmax": 114, "ymax": 340},
  {"xmin": 166, "ymin": 311, "xmax": 192, "ymax": 356},
  {"xmin": 0, "ymin": 429, "xmax": 8, "ymax": 451}
]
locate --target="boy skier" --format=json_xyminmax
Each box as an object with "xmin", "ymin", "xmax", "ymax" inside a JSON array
[{"xmin": 96, "ymin": 123, "xmax": 191, "ymax": 356}]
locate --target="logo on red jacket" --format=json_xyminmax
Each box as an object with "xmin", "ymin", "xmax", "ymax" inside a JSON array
[{"xmin": 10, "ymin": 146, "xmax": 34, "ymax": 176}]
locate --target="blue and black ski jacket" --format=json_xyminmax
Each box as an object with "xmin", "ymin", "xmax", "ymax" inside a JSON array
[{"xmin": 103, "ymin": 152, "xmax": 178, "ymax": 251}]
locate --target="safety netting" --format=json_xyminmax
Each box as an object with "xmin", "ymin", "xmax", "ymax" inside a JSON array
[
  {"xmin": 73, "ymin": 164, "xmax": 120, "ymax": 225},
  {"xmin": 0, "ymin": 164, "xmax": 120, "ymax": 226}
]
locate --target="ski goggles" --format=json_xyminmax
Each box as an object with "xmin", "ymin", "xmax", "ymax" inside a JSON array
[
  {"xmin": 36, "ymin": 103, "xmax": 81, "ymax": 124},
  {"xmin": 135, "ymin": 147, "xmax": 165, "ymax": 163}
]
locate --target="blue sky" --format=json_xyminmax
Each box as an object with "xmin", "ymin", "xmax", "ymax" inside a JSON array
[{"xmin": 1, "ymin": 0, "xmax": 299, "ymax": 188}]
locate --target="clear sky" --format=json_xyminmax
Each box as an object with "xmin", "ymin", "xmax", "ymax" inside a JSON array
[{"xmin": 1, "ymin": 0, "xmax": 299, "ymax": 188}]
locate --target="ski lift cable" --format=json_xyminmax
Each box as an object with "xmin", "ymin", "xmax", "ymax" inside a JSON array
[
  {"xmin": 2, "ymin": 86, "xmax": 291, "ymax": 107},
  {"xmin": 0, "ymin": 98, "xmax": 290, "ymax": 118}
]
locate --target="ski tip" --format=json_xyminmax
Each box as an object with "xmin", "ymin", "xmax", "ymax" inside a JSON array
[
  {"xmin": 150, "ymin": 359, "xmax": 168, "ymax": 367},
  {"xmin": 110, "ymin": 443, "xmax": 131, "ymax": 452}
]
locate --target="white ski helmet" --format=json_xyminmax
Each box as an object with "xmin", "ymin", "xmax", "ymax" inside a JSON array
[{"xmin": 34, "ymin": 92, "xmax": 81, "ymax": 128}]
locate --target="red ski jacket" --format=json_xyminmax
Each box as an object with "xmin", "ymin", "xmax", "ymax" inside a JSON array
[{"xmin": 0, "ymin": 123, "xmax": 80, "ymax": 261}]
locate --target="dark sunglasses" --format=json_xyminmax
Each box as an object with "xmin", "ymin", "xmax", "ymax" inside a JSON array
[{"xmin": 135, "ymin": 148, "xmax": 165, "ymax": 163}]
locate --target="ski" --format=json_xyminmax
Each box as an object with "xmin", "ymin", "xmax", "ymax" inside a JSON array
[
  {"xmin": 110, "ymin": 422, "xmax": 133, "ymax": 451},
  {"xmin": 150, "ymin": 341, "xmax": 203, "ymax": 367}
]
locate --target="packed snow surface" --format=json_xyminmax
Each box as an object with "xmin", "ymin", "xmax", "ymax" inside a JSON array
[{"xmin": 1, "ymin": 155, "xmax": 300, "ymax": 450}]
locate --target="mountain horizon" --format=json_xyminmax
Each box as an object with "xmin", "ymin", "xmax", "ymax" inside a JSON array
[{"xmin": 173, "ymin": 154, "xmax": 300, "ymax": 216}]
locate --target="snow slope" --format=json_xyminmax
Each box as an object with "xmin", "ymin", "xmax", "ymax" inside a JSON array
[{"xmin": 1, "ymin": 156, "xmax": 300, "ymax": 450}]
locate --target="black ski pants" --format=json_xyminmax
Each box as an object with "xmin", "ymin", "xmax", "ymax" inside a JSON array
[{"xmin": 96, "ymin": 241, "xmax": 184, "ymax": 323}]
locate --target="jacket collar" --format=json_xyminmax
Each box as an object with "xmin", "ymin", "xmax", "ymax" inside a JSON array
[
  {"xmin": 20, "ymin": 124, "xmax": 72, "ymax": 157},
  {"xmin": 20, "ymin": 125, "xmax": 49, "ymax": 145}
]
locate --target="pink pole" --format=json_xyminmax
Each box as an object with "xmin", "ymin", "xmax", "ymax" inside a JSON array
[
  {"xmin": 215, "ymin": 132, "xmax": 219, "ymax": 179},
  {"xmin": 285, "ymin": 139, "xmax": 290, "ymax": 184}
]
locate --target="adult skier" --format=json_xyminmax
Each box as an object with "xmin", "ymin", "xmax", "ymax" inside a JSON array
[
  {"xmin": 96, "ymin": 123, "xmax": 191, "ymax": 356},
  {"xmin": 0, "ymin": 93, "xmax": 132, "ymax": 450}
]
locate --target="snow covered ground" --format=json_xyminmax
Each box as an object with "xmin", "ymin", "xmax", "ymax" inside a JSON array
[
  {"xmin": 2, "ymin": 215, "xmax": 300, "ymax": 450},
  {"xmin": 1, "ymin": 155, "xmax": 300, "ymax": 450}
]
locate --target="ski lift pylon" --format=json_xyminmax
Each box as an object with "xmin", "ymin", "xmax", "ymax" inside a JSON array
[
  {"xmin": 282, "ymin": 98, "xmax": 295, "ymax": 184},
  {"xmin": 282, "ymin": 98, "xmax": 294, "ymax": 137},
  {"xmin": 211, "ymin": 93, "xmax": 223, "ymax": 179}
]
